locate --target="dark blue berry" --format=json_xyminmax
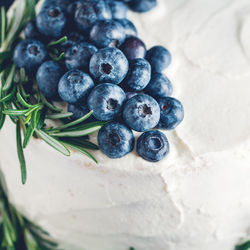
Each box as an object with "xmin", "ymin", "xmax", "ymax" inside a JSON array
[
  {"xmin": 116, "ymin": 19, "xmax": 137, "ymax": 37},
  {"xmin": 123, "ymin": 94, "xmax": 160, "ymax": 132},
  {"xmin": 128, "ymin": 0, "xmax": 157, "ymax": 13},
  {"xmin": 65, "ymin": 42, "xmax": 98, "ymax": 71},
  {"xmin": 13, "ymin": 39, "xmax": 48, "ymax": 73},
  {"xmin": 136, "ymin": 130, "xmax": 169, "ymax": 162},
  {"xmin": 145, "ymin": 72, "xmax": 173, "ymax": 99},
  {"xmin": 60, "ymin": 31, "xmax": 86, "ymax": 52},
  {"xmin": 66, "ymin": 0, "xmax": 81, "ymax": 16},
  {"xmin": 98, "ymin": 122, "xmax": 135, "ymax": 158},
  {"xmin": 89, "ymin": 47, "xmax": 128, "ymax": 85},
  {"xmin": 68, "ymin": 104, "xmax": 96, "ymax": 121},
  {"xmin": 145, "ymin": 46, "xmax": 172, "ymax": 72},
  {"xmin": 90, "ymin": 19, "xmax": 126, "ymax": 48},
  {"xmin": 123, "ymin": 58, "xmax": 151, "ymax": 91},
  {"xmin": 36, "ymin": 61, "xmax": 64, "ymax": 99},
  {"xmin": 88, "ymin": 83, "xmax": 126, "ymax": 121},
  {"xmin": 24, "ymin": 21, "xmax": 44, "ymax": 41},
  {"xmin": 106, "ymin": 0, "xmax": 127, "ymax": 19},
  {"xmin": 126, "ymin": 92, "xmax": 137, "ymax": 100},
  {"xmin": 120, "ymin": 36, "xmax": 146, "ymax": 60},
  {"xmin": 36, "ymin": 6, "xmax": 67, "ymax": 38},
  {"xmin": 42, "ymin": 0, "xmax": 72, "ymax": 11},
  {"xmin": 74, "ymin": 0, "xmax": 111, "ymax": 35},
  {"xmin": 157, "ymin": 97, "xmax": 184, "ymax": 130},
  {"xmin": 58, "ymin": 70, "xmax": 94, "ymax": 104}
]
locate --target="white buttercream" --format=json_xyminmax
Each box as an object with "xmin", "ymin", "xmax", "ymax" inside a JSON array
[{"xmin": 1, "ymin": 0, "xmax": 250, "ymax": 249}]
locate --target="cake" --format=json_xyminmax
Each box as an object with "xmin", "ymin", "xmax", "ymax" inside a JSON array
[{"xmin": 1, "ymin": 0, "xmax": 250, "ymax": 249}]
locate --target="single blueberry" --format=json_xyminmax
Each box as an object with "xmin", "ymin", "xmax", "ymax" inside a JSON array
[
  {"xmin": 13, "ymin": 39, "xmax": 48, "ymax": 73},
  {"xmin": 106, "ymin": 0, "xmax": 127, "ymax": 19},
  {"xmin": 24, "ymin": 21, "xmax": 45, "ymax": 41},
  {"xmin": 145, "ymin": 46, "xmax": 172, "ymax": 72},
  {"xmin": 98, "ymin": 122, "xmax": 135, "ymax": 158},
  {"xmin": 157, "ymin": 97, "xmax": 184, "ymax": 130},
  {"xmin": 123, "ymin": 58, "xmax": 151, "ymax": 91},
  {"xmin": 42, "ymin": 0, "xmax": 72, "ymax": 11},
  {"xmin": 60, "ymin": 31, "xmax": 86, "ymax": 52},
  {"xmin": 58, "ymin": 70, "xmax": 94, "ymax": 104},
  {"xmin": 128, "ymin": 0, "xmax": 157, "ymax": 13},
  {"xmin": 36, "ymin": 6, "xmax": 67, "ymax": 38},
  {"xmin": 88, "ymin": 83, "xmax": 126, "ymax": 121},
  {"xmin": 126, "ymin": 92, "xmax": 137, "ymax": 100},
  {"xmin": 65, "ymin": 42, "xmax": 98, "ymax": 71},
  {"xmin": 74, "ymin": 0, "xmax": 111, "ymax": 35},
  {"xmin": 136, "ymin": 130, "xmax": 169, "ymax": 162},
  {"xmin": 89, "ymin": 47, "xmax": 129, "ymax": 85},
  {"xmin": 68, "ymin": 104, "xmax": 96, "ymax": 121},
  {"xmin": 90, "ymin": 19, "xmax": 126, "ymax": 48},
  {"xmin": 145, "ymin": 72, "xmax": 173, "ymax": 99},
  {"xmin": 120, "ymin": 36, "xmax": 146, "ymax": 60},
  {"xmin": 116, "ymin": 18, "xmax": 137, "ymax": 37},
  {"xmin": 36, "ymin": 61, "xmax": 64, "ymax": 99},
  {"xmin": 123, "ymin": 94, "xmax": 160, "ymax": 132}
]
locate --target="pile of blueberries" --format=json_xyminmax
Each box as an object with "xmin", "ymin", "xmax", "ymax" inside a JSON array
[{"xmin": 13, "ymin": 0, "xmax": 184, "ymax": 162}]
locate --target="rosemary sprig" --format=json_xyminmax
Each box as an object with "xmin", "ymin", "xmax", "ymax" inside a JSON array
[
  {"xmin": 235, "ymin": 240, "xmax": 250, "ymax": 250},
  {"xmin": 0, "ymin": 171, "xmax": 59, "ymax": 250},
  {"xmin": 0, "ymin": 0, "xmax": 104, "ymax": 185}
]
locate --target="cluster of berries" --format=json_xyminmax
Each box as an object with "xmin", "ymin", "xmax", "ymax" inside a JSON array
[{"xmin": 13, "ymin": 0, "xmax": 184, "ymax": 162}]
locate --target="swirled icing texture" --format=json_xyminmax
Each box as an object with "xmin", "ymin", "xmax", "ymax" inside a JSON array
[{"xmin": 1, "ymin": 0, "xmax": 250, "ymax": 249}]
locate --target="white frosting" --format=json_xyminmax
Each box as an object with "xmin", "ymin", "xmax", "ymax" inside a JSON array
[{"xmin": 1, "ymin": 0, "xmax": 250, "ymax": 249}]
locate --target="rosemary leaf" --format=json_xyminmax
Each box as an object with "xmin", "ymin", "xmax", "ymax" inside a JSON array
[
  {"xmin": 16, "ymin": 121, "xmax": 27, "ymax": 185},
  {"xmin": 0, "ymin": 51, "xmax": 12, "ymax": 62},
  {"xmin": 35, "ymin": 129, "xmax": 70, "ymax": 156},
  {"xmin": 0, "ymin": 7, "xmax": 7, "ymax": 47},
  {"xmin": 2, "ymin": 64, "xmax": 16, "ymax": 92},
  {"xmin": 235, "ymin": 241, "xmax": 250, "ymax": 250},
  {"xmin": 3, "ymin": 109, "xmax": 28, "ymax": 116},
  {"xmin": 23, "ymin": 125, "xmax": 35, "ymax": 149},
  {"xmin": 47, "ymin": 36, "xmax": 67, "ymax": 47},
  {"xmin": 40, "ymin": 93, "xmax": 63, "ymax": 112},
  {"xmin": 53, "ymin": 110, "xmax": 93, "ymax": 131},
  {"xmin": 50, "ymin": 52, "xmax": 65, "ymax": 61},
  {"xmin": 0, "ymin": 104, "xmax": 6, "ymax": 129},
  {"xmin": 60, "ymin": 137, "xmax": 99, "ymax": 150},
  {"xmin": 63, "ymin": 141, "xmax": 98, "ymax": 164},
  {"xmin": 46, "ymin": 112, "xmax": 73, "ymax": 120},
  {"xmin": 0, "ymin": 84, "xmax": 16, "ymax": 103},
  {"xmin": 16, "ymin": 92, "xmax": 34, "ymax": 108},
  {"xmin": 50, "ymin": 122, "xmax": 103, "ymax": 137}
]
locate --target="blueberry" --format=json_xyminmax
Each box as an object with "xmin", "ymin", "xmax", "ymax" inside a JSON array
[
  {"xmin": 89, "ymin": 47, "xmax": 129, "ymax": 85},
  {"xmin": 65, "ymin": 42, "xmax": 98, "ymax": 72},
  {"xmin": 98, "ymin": 122, "xmax": 135, "ymax": 158},
  {"xmin": 74, "ymin": 0, "xmax": 111, "ymax": 35},
  {"xmin": 68, "ymin": 104, "xmax": 95, "ymax": 121},
  {"xmin": 88, "ymin": 83, "xmax": 126, "ymax": 121},
  {"xmin": 157, "ymin": 97, "xmax": 184, "ymax": 130},
  {"xmin": 128, "ymin": 0, "xmax": 157, "ymax": 13},
  {"xmin": 120, "ymin": 36, "xmax": 146, "ymax": 60},
  {"xmin": 126, "ymin": 92, "xmax": 137, "ymax": 100},
  {"xmin": 60, "ymin": 31, "xmax": 86, "ymax": 52},
  {"xmin": 36, "ymin": 6, "xmax": 67, "ymax": 38},
  {"xmin": 145, "ymin": 46, "xmax": 172, "ymax": 72},
  {"xmin": 136, "ymin": 130, "xmax": 169, "ymax": 162},
  {"xmin": 123, "ymin": 94, "xmax": 160, "ymax": 132},
  {"xmin": 116, "ymin": 19, "xmax": 137, "ymax": 37},
  {"xmin": 13, "ymin": 39, "xmax": 48, "ymax": 73},
  {"xmin": 42, "ymin": 0, "xmax": 72, "ymax": 11},
  {"xmin": 123, "ymin": 58, "xmax": 151, "ymax": 91},
  {"xmin": 36, "ymin": 61, "xmax": 64, "ymax": 99},
  {"xmin": 58, "ymin": 70, "xmax": 94, "ymax": 104},
  {"xmin": 106, "ymin": 0, "xmax": 127, "ymax": 19},
  {"xmin": 66, "ymin": 0, "xmax": 81, "ymax": 16},
  {"xmin": 90, "ymin": 19, "xmax": 126, "ymax": 48},
  {"xmin": 24, "ymin": 21, "xmax": 44, "ymax": 41},
  {"xmin": 145, "ymin": 72, "xmax": 173, "ymax": 99}
]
